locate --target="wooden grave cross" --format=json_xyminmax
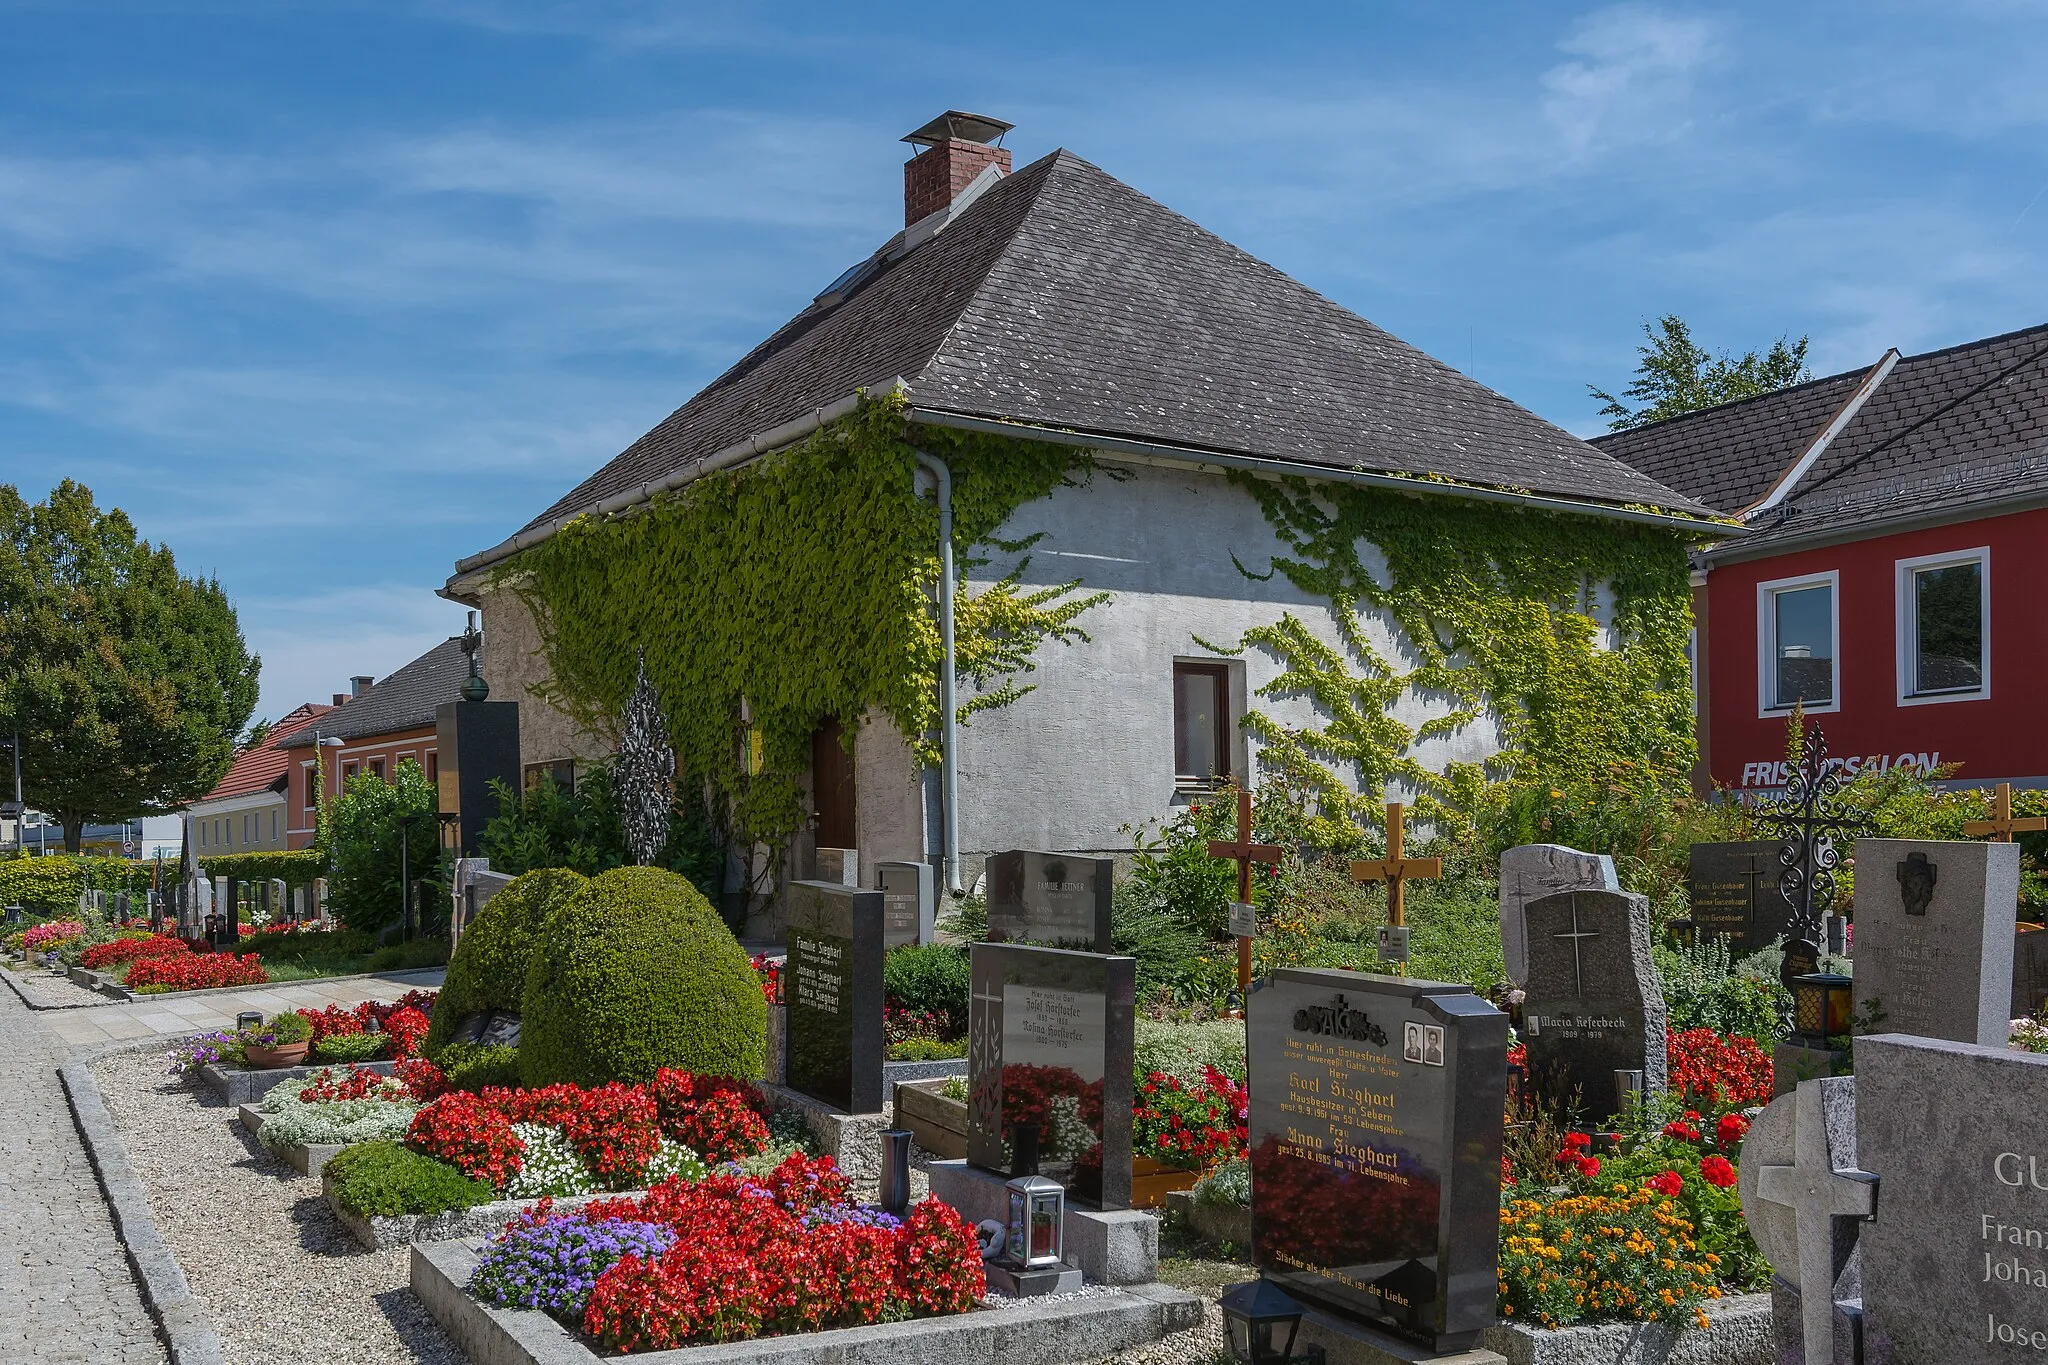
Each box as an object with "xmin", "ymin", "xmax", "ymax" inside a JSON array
[
  {"xmin": 1963, "ymin": 781, "xmax": 2046, "ymax": 842},
  {"xmin": 1206, "ymin": 786, "xmax": 1283, "ymax": 993},
  {"xmin": 1348, "ymin": 801, "xmax": 1442, "ymax": 973}
]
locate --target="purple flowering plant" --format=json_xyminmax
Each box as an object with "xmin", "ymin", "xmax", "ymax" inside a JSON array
[
  {"xmin": 802, "ymin": 1204, "xmax": 903, "ymax": 1232},
  {"xmin": 167, "ymin": 1031, "xmax": 234, "ymax": 1077},
  {"xmin": 469, "ymin": 1215, "xmax": 675, "ymax": 1318}
]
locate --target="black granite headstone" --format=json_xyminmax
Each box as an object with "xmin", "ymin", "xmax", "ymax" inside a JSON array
[
  {"xmin": 1687, "ymin": 840, "xmax": 1788, "ymax": 953},
  {"xmin": 984, "ymin": 851, "xmax": 1114, "ymax": 953},
  {"xmin": 878, "ymin": 859, "xmax": 935, "ymax": 949},
  {"xmin": 2015, "ymin": 928, "xmax": 2048, "ymax": 1021},
  {"xmin": 784, "ymin": 880, "xmax": 885, "ymax": 1113},
  {"xmin": 1248, "ymin": 967, "xmax": 1507, "ymax": 1353},
  {"xmin": 967, "ymin": 942, "xmax": 1135, "ymax": 1209},
  {"xmin": 1521, "ymin": 888, "xmax": 1668, "ymax": 1123}
]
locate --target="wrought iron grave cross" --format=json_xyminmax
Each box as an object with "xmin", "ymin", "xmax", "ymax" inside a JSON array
[{"xmin": 1753, "ymin": 725, "xmax": 1862, "ymax": 948}]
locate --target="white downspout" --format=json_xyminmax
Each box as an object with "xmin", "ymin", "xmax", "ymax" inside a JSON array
[{"xmin": 912, "ymin": 450, "xmax": 963, "ymax": 894}]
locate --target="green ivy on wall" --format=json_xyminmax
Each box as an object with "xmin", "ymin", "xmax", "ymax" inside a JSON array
[
  {"xmin": 494, "ymin": 393, "xmax": 1107, "ymax": 853},
  {"xmin": 1212, "ymin": 474, "xmax": 1697, "ymax": 835}
]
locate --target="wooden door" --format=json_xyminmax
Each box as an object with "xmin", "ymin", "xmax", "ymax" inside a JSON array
[{"xmin": 811, "ymin": 717, "xmax": 857, "ymax": 849}]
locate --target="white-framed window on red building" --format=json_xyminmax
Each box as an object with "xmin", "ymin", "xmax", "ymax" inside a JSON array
[
  {"xmin": 1757, "ymin": 570, "xmax": 1839, "ymax": 716},
  {"xmin": 1896, "ymin": 547, "xmax": 1989, "ymax": 706}
]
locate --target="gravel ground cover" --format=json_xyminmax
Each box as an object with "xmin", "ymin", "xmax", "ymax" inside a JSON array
[
  {"xmin": 5, "ymin": 964, "xmax": 108, "ymax": 1008},
  {"xmin": 90, "ymin": 1047, "xmax": 463, "ymax": 1365}
]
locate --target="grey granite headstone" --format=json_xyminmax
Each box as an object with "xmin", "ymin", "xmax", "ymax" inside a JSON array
[
  {"xmin": 1857, "ymin": 1033, "xmax": 2048, "ymax": 1363},
  {"xmin": 2014, "ymin": 928, "xmax": 2048, "ymax": 1022},
  {"xmin": 877, "ymin": 859, "xmax": 935, "ymax": 949},
  {"xmin": 1520, "ymin": 888, "xmax": 1666, "ymax": 1121},
  {"xmin": 784, "ymin": 880, "xmax": 885, "ymax": 1114},
  {"xmin": 1498, "ymin": 844, "xmax": 1618, "ymax": 987},
  {"xmin": 1248, "ymin": 968, "xmax": 1508, "ymax": 1353},
  {"xmin": 1687, "ymin": 839, "xmax": 1789, "ymax": 953},
  {"xmin": 1737, "ymin": 1077, "xmax": 1873, "ymax": 1364},
  {"xmin": 967, "ymin": 941, "xmax": 1135, "ymax": 1209},
  {"xmin": 985, "ymin": 851, "xmax": 1114, "ymax": 953},
  {"xmin": 814, "ymin": 846, "xmax": 858, "ymax": 887},
  {"xmin": 1851, "ymin": 838, "xmax": 2018, "ymax": 1046}
]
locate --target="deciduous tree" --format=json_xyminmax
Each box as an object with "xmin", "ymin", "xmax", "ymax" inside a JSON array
[
  {"xmin": 1591, "ymin": 315, "xmax": 1812, "ymax": 431},
  {"xmin": 0, "ymin": 481, "xmax": 259, "ymax": 850}
]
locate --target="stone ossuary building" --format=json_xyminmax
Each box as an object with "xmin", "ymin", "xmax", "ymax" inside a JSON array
[{"xmin": 442, "ymin": 111, "xmax": 1727, "ymax": 912}]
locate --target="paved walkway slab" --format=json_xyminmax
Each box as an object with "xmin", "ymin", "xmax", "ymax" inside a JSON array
[{"xmin": 42, "ymin": 970, "xmax": 443, "ymax": 1047}]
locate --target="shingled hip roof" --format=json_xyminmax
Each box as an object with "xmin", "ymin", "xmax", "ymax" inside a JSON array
[
  {"xmin": 275, "ymin": 637, "xmax": 472, "ymax": 749},
  {"xmin": 456, "ymin": 148, "xmax": 1707, "ymax": 579}
]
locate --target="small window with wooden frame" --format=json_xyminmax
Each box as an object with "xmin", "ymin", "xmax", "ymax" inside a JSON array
[{"xmin": 1173, "ymin": 661, "xmax": 1233, "ymax": 787}]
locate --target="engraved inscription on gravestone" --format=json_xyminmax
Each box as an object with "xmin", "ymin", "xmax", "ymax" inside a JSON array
[
  {"xmin": 985, "ymin": 851, "xmax": 1114, "ymax": 953},
  {"xmin": 877, "ymin": 860, "xmax": 935, "ymax": 949},
  {"xmin": 784, "ymin": 880, "xmax": 885, "ymax": 1113},
  {"xmin": 967, "ymin": 942, "xmax": 1135, "ymax": 1208},
  {"xmin": 1520, "ymin": 888, "xmax": 1666, "ymax": 1122},
  {"xmin": 1851, "ymin": 839, "xmax": 2018, "ymax": 1047},
  {"xmin": 1248, "ymin": 968, "xmax": 1507, "ymax": 1353},
  {"xmin": 1687, "ymin": 840, "xmax": 1787, "ymax": 952},
  {"xmin": 1856, "ymin": 1034, "xmax": 2048, "ymax": 1361}
]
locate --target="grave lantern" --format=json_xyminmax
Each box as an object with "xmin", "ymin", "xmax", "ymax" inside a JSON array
[
  {"xmin": 1002, "ymin": 1120, "xmax": 1064, "ymax": 1269},
  {"xmin": 1219, "ymin": 1280, "xmax": 1322, "ymax": 1365},
  {"xmin": 236, "ymin": 1011, "xmax": 262, "ymax": 1032},
  {"xmin": 1790, "ymin": 972, "xmax": 1854, "ymax": 1045}
]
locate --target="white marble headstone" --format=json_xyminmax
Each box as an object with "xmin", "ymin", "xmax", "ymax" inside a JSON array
[{"xmin": 1499, "ymin": 843, "xmax": 1619, "ymax": 988}]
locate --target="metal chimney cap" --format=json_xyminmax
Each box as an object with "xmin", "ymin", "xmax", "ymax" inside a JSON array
[{"xmin": 902, "ymin": 111, "xmax": 1013, "ymax": 149}]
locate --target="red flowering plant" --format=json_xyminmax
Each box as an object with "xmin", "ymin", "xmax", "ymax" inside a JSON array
[
  {"xmin": 654, "ymin": 1081, "xmax": 771, "ymax": 1165},
  {"xmin": 297, "ymin": 1004, "xmax": 365, "ymax": 1043},
  {"xmin": 127, "ymin": 952, "xmax": 268, "ymax": 993},
  {"xmin": 750, "ymin": 954, "xmax": 782, "ymax": 1004},
  {"xmin": 81, "ymin": 935, "xmax": 188, "ymax": 971},
  {"xmin": 394, "ymin": 1057, "xmax": 448, "ymax": 1101},
  {"xmin": 1132, "ymin": 1064, "xmax": 1248, "ymax": 1171},
  {"xmin": 298, "ymin": 1065, "xmax": 407, "ymax": 1103},
  {"xmin": 559, "ymin": 1084, "xmax": 663, "ymax": 1190},
  {"xmin": 407, "ymin": 1090, "xmax": 525, "ymax": 1189},
  {"xmin": 1667, "ymin": 1028, "xmax": 1773, "ymax": 1111},
  {"xmin": 381, "ymin": 1006, "xmax": 429, "ymax": 1060}
]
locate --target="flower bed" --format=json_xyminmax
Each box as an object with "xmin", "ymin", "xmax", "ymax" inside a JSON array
[
  {"xmin": 23, "ymin": 920, "xmax": 85, "ymax": 954},
  {"xmin": 80, "ymin": 934, "xmax": 188, "ymax": 971},
  {"xmin": 463, "ymin": 1165, "xmax": 985, "ymax": 1352},
  {"xmin": 128, "ymin": 951, "xmax": 269, "ymax": 992}
]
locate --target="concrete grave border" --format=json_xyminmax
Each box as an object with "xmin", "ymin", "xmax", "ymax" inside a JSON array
[
  {"xmin": 411, "ymin": 1236, "xmax": 1203, "ymax": 1365},
  {"xmin": 59, "ymin": 1034, "xmax": 229, "ymax": 1365}
]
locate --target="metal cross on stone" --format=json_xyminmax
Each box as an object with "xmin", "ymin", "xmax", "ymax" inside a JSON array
[
  {"xmin": 1206, "ymin": 786, "xmax": 1282, "ymax": 993},
  {"xmin": 1349, "ymin": 801, "xmax": 1442, "ymax": 976},
  {"xmin": 1752, "ymin": 1079, "xmax": 1878, "ymax": 1365},
  {"xmin": 1964, "ymin": 781, "xmax": 2047, "ymax": 843},
  {"xmin": 1753, "ymin": 724, "xmax": 1863, "ymax": 949}
]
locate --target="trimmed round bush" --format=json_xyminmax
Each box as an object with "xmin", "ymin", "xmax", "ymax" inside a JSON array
[
  {"xmin": 426, "ymin": 867, "xmax": 587, "ymax": 1057},
  {"xmin": 519, "ymin": 866, "xmax": 765, "ymax": 1087}
]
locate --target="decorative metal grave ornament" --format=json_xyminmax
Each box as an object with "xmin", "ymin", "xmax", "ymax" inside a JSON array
[
  {"xmin": 1752, "ymin": 722, "xmax": 1863, "ymax": 954},
  {"xmin": 616, "ymin": 649, "xmax": 676, "ymax": 867},
  {"xmin": 458, "ymin": 610, "xmax": 489, "ymax": 702}
]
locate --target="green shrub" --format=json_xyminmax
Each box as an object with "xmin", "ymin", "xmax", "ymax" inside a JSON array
[
  {"xmin": 1655, "ymin": 936, "xmax": 1784, "ymax": 1043},
  {"xmin": 440, "ymin": 1042, "xmax": 522, "ymax": 1092},
  {"xmin": 251, "ymin": 1012, "xmax": 312, "ymax": 1046},
  {"xmin": 886, "ymin": 1037, "xmax": 966, "ymax": 1061},
  {"xmin": 1192, "ymin": 1157, "xmax": 1250, "ymax": 1209},
  {"xmin": 319, "ymin": 759, "xmax": 443, "ymax": 934},
  {"xmin": 427, "ymin": 868, "xmax": 586, "ymax": 1057},
  {"xmin": 312, "ymin": 1032, "xmax": 386, "ymax": 1064},
  {"xmin": 1135, "ymin": 1018, "xmax": 1247, "ymax": 1083},
  {"xmin": 325, "ymin": 1141, "xmax": 493, "ymax": 1217},
  {"xmin": 519, "ymin": 866, "xmax": 765, "ymax": 1087},
  {"xmin": 882, "ymin": 944, "xmax": 968, "ymax": 1024}
]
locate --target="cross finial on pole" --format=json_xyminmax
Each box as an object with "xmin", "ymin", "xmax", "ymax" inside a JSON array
[
  {"xmin": 1348, "ymin": 801, "xmax": 1442, "ymax": 975},
  {"xmin": 1964, "ymin": 781, "xmax": 2046, "ymax": 843},
  {"xmin": 1206, "ymin": 786, "xmax": 1282, "ymax": 994}
]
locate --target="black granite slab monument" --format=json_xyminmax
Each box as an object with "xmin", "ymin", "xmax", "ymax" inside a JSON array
[
  {"xmin": 1687, "ymin": 840, "xmax": 1788, "ymax": 953},
  {"xmin": 984, "ymin": 851, "xmax": 1114, "ymax": 953},
  {"xmin": 966, "ymin": 941, "xmax": 1135, "ymax": 1208},
  {"xmin": 1521, "ymin": 887, "xmax": 1667, "ymax": 1122},
  {"xmin": 1247, "ymin": 967, "xmax": 1508, "ymax": 1353},
  {"xmin": 784, "ymin": 879, "xmax": 886, "ymax": 1113}
]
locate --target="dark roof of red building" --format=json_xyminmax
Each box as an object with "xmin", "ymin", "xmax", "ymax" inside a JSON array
[
  {"xmin": 1597, "ymin": 321, "xmax": 2048, "ymax": 549},
  {"xmin": 194, "ymin": 702, "xmax": 331, "ymax": 804},
  {"xmin": 276, "ymin": 637, "xmax": 473, "ymax": 749},
  {"xmin": 506, "ymin": 149, "xmax": 1705, "ymax": 542}
]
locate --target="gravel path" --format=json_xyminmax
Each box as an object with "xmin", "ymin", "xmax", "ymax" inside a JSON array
[
  {"xmin": 0, "ymin": 983, "xmax": 164, "ymax": 1363},
  {"xmin": 89, "ymin": 1048, "xmax": 463, "ymax": 1365}
]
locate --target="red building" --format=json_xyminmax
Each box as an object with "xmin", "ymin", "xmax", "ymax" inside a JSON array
[
  {"xmin": 1596, "ymin": 323, "xmax": 2048, "ymax": 792},
  {"xmin": 275, "ymin": 637, "xmax": 472, "ymax": 846}
]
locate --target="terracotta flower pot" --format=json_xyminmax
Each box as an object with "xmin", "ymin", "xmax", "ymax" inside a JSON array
[{"xmin": 243, "ymin": 1041, "xmax": 309, "ymax": 1070}]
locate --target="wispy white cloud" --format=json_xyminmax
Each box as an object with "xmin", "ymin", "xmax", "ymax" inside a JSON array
[{"xmin": 1541, "ymin": 5, "xmax": 1718, "ymax": 158}]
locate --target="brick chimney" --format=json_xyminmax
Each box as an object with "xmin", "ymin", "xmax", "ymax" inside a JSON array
[
  {"xmin": 351, "ymin": 675, "xmax": 373, "ymax": 698},
  {"xmin": 902, "ymin": 111, "xmax": 1014, "ymax": 226}
]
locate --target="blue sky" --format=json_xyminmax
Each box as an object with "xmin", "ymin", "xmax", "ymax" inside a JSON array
[{"xmin": 4, "ymin": 1, "xmax": 2047, "ymax": 726}]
